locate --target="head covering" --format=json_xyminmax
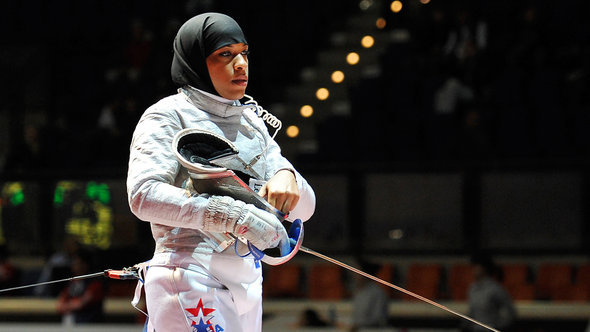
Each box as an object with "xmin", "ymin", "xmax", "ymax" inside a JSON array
[{"xmin": 171, "ymin": 13, "xmax": 248, "ymax": 95}]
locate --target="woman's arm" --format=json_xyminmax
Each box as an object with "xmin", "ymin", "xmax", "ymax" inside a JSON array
[{"xmin": 126, "ymin": 107, "xmax": 209, "ymax": 229}]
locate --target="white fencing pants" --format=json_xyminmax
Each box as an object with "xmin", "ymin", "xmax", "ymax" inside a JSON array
[{"xmin": 144, "ymin": 265, "xmax": 262, "ymax": 332}]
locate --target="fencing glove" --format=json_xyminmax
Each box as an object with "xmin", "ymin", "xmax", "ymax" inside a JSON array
[{"xmin": 204, "ymin": 195, "xmax": 288, "ymax": 251}]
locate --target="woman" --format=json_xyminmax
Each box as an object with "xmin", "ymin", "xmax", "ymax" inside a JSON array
[{"xmin": 126, "ymin": 13, "xmax": 315, "ymax": 332}]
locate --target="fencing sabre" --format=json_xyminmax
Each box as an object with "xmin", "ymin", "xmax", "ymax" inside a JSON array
[
  {"xmin": 246, "ymin": 228, "xmax": 500, "ymax": 332},
  {"xmin": 0, "ymin": 247, "xmax": 499, "ymax": 331},
  {"xmin": 0, "ymin": 268, "xmax": 139, "ymax": 294}
]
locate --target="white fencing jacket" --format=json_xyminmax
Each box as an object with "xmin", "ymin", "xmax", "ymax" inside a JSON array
[{"xmin": 126, "ymin": 87, "xmax": 315, "ymax": 313}]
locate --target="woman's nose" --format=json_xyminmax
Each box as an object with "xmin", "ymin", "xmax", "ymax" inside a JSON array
[{"xmin": 234, "ymin": 54, "xmax": 248, "ymax": 71}]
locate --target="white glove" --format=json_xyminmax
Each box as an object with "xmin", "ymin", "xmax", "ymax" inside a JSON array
[{"xmin": 203, "ymin": 195, "xmax": 288, "ymax": 251}]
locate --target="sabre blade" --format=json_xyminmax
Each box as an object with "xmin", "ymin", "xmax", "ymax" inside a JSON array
[
  {"xmin": 0, "ymin": 271, "xmax": 106, "ymax": 294},
  {"xmin": 0, "ymin": 268, "xmax": 141, "ymax": 294},
  {"xmin": 298, "ymin": 246, "xmax": 501, "ymax": 332}
]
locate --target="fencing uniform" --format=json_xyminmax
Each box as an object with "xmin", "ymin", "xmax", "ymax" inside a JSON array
[
  {"xmin": 126, "ymin": 13, "xmax": 315, "ymax": 332},
  {"xmin": 127, "ymin": 85, "xmax": 315, "ymax": 332}
]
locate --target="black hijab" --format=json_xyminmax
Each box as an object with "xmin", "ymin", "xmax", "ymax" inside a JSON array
[{"xmin": 171, "ymin": 13, "xmax": 248, "ymax": 95}]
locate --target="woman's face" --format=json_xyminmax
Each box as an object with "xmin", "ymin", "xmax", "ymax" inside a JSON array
[{"xmin": 206, "ymin": 42, "xmax": 249, "ymax": 100}]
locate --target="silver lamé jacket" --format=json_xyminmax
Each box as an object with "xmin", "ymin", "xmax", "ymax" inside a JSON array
[{"xmin": 126, "ymin": 87, "xmax": 316, "ymax": 259}]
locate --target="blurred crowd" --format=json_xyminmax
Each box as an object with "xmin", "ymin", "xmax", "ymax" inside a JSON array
[
  {"xmin": 320, "ymin": 0, "xmax": 589, "ymax": 163},
  {"xmin": 1, "ymin": 0, "xmax": 588, "ymax": 175}
]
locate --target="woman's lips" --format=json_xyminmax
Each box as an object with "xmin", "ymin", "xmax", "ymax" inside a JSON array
[
  {"xmin": 233, "ymin": 75, "xmax": 248, "ymax": 86},
  {"xmin": 233, "ymin": 79, "xmax": 248, "ymax": 86}
]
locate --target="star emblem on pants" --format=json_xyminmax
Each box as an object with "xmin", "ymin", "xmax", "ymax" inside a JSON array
[
  {"xmin": 186, "ymin": 298, "xmax": 216, "ymax": 317},
  {"xmin": 186, "ymin": 298, "xmax": 216, "ymax": 331},
  {"xmin": 192, "ymin": 317, "xmax": 212, "ymax": 332}
]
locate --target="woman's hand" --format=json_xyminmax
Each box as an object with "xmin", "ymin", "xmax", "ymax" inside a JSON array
[{"xmin": 258, "ymin": 169, "xmax": 299, "ymax": 214}]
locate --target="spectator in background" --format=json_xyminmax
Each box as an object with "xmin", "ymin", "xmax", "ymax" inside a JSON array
[
  {"xmin": 4, "ymin": 124, "xmax": 46, "ymax": 172},
  {"xmin": 56, "ymin": 248, "xmax": 105, "ymax": 325},
  {"xmin": 34, "ymin": 235, "xmax": 81, "ymax": 297},
  {"xmin": 463, "ymin": 253, "xmax": 516, "ymax": 332},
  {"xmin": 0, "ymin": 245, "xmax": 18, "ymax": 294},
  {"xmin": 124, "ymin": 18, "xmax": 153, "ymax": 77},
  {"xmin": 350, "ymin": 260, "xmax": 389, "ymax": 331},
  {"xmin": 443, "ymin": 7, "xmax": 487, "ymax": 63}
]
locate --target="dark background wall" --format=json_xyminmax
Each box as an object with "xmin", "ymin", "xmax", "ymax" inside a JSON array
[{"xmin": 0, "ymin": 0, "xmax": 588, "ymax": 264}]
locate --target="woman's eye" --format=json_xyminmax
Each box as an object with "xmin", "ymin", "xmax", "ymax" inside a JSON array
[{"xmin": 216, "ymin": 49, "xmax": 248, "ymax": 58}]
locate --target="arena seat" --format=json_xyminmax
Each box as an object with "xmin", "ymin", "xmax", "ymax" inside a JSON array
[
  {"xmin": 535, "ymin": 263, "xmax": 573, "ymax": 300},
  {"xmin": 501, "ymin": 263, "xmax": 535, "ymax": 300},
  {"xmin": 376, "ymin": 263, "xmax": 397, "ymax": 298},
  {"xmin": 448, "ymin": 263, "xmax": 474, "ymax": 301},
  {"xmin": 263, "ymin": 263, "xmax": 303, "ymax": 298},
  {"xmin": 562, "ymin": 264, "xmax": 590, "ymax": 301},
  {"xmin": 574, "ymin": 264, "xmax": 590, "ymax": 290},
  {"xmin": 403, "ymin": 264, "xmax": 442, "ymax": 301},
  {"xmin": 307, "ymin": 264, "xmax": 346, "ymax": 300},
  {"xmin": 502, "ymin": 263, "xmax": 531, "ymax": 287},
  {"xmin": 505, "ymin": 283, "xmax": 536, "ymax": 301}
]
